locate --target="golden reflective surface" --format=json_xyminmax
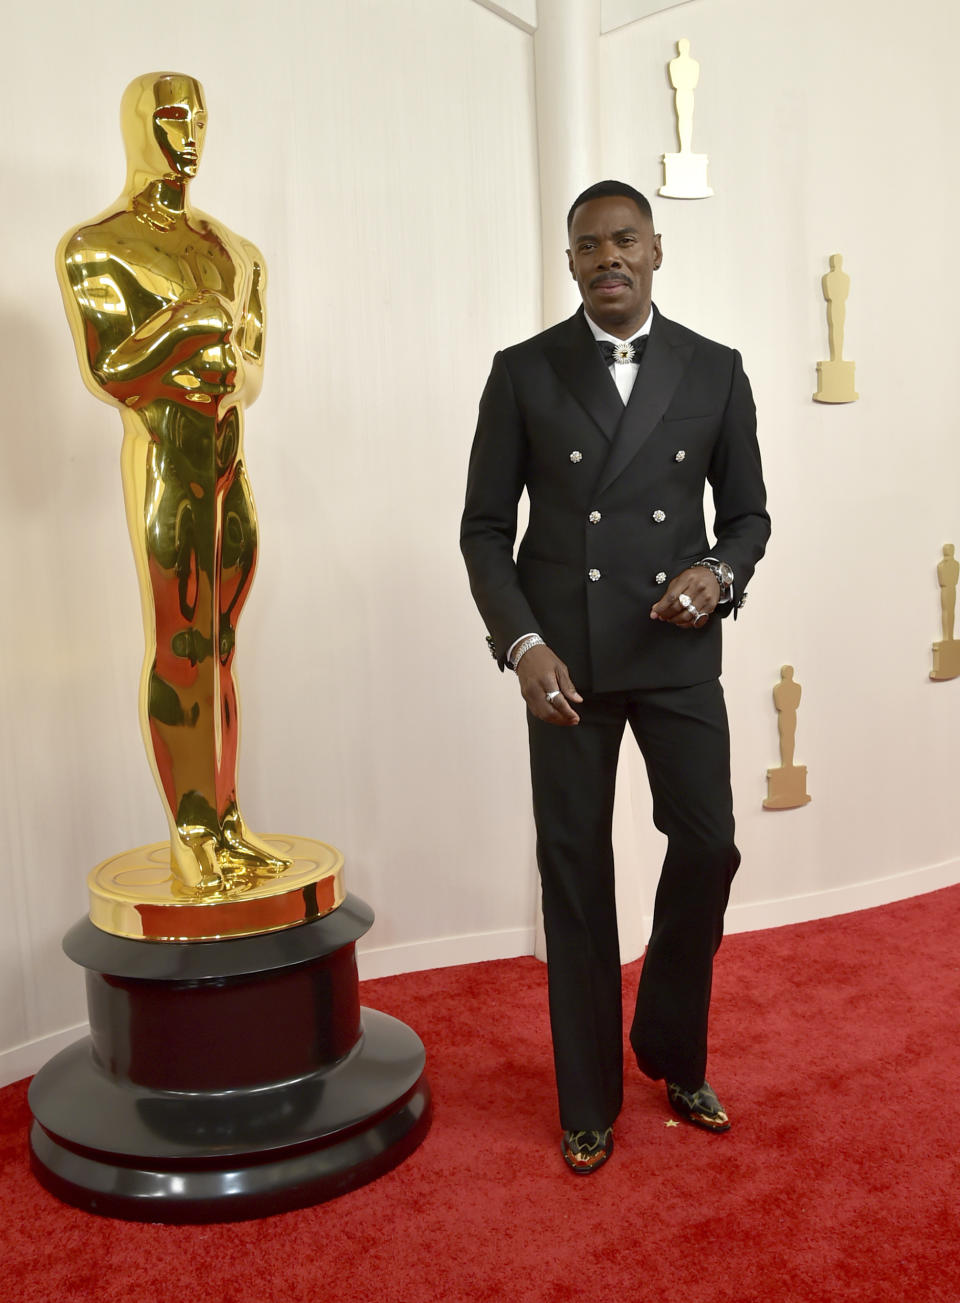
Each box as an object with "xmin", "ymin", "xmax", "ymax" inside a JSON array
[
  {"xmin": 57, "ymin": 72, "xmax": 293, "ymax": 899},
  {"xmin": 88, "ymin": 837, "xmax": 345, "ymax": 941}
]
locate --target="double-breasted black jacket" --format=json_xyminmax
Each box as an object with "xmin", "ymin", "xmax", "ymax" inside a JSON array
[{"xmin": 461, "ymin": 306, "xmax": 770, "ymax": 693}]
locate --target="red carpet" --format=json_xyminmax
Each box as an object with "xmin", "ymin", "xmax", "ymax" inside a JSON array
[{"xmin": 3, "ymin": 885, "xmax": 960, "ymax": 1303}]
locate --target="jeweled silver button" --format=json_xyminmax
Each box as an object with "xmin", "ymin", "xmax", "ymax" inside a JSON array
[
  {"xmin": 569, "ymin": 450, "xmax": 583, "ymax": 463},
  {"xmin": 588, "ymin": 511, "xmax": 601, "ymax": 524},
  {"xmin": 652, "ymin": 510, "xmax": 666, "ymax": 523},
  {"xmin": 675, "ymin": 450, "xmax": 686, "ymax": 462},
  {"xmin": 655, "ymin": 571, "xmax": 667, "ymax": 583},
  {"xmin": 588, "ymin": 568, "xmax": 601, "ymax": 581}
]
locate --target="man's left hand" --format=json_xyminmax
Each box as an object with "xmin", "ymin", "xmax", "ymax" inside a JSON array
[{"xmin": 650, "ymin": 566, "xmax": 720, "ymax": 629}]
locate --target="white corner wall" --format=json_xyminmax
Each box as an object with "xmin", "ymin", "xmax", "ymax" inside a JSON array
[
  {"xmin": 600, "ymin": 0, "xmax": 960, "ymax": 951},
  {"xmin": 1, "ymin": 0, "xmax": 541, "ymax": 1083},
  {"xmin": 2, "ymin": 0, "xmax": 959, "ymax": 1085}
]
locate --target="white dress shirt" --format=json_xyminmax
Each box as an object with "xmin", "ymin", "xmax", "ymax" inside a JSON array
[{"xmin": 583, "ymin": 307, "xmax": 653, "ymax": 405}]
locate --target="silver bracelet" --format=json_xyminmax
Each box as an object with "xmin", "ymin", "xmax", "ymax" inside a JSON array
[
  {"xmin": 510, "ymin": 634, "xmax": 544, "ymax": 669},
  {"xmin": 693, "ymin": 557, "xmax": 732, "ymax": 600}
]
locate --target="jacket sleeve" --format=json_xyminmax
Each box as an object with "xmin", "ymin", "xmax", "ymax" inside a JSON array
[
  {"xmin": 708, "ymin": 351, "xmax": 771, "ymax": 617},
  {"xmin": 460, "ymin": 351, "xmax": 543, "ymax": 669}
]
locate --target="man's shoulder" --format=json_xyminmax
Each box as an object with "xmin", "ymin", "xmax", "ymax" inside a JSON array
[
  {"xmin": 653, "ymin": 311, "xmax": 740, "ymax": 361},
  {"xmin": 498, "ymin": 312, "xmax": 585, "ymax": 364}
]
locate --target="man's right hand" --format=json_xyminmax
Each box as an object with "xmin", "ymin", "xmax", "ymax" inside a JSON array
[{"xmin": 516, "ymin": 644, "xmax": 582, "ymax": 725}]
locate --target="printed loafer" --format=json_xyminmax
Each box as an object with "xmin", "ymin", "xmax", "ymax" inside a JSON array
[
  {"xmin": 561, "ymin": 1127, "xmax": 614, "ymax": 1173},
  {"xmin": 666, "ymin": 1081, "xmax": 731, "ymax": 1133}
]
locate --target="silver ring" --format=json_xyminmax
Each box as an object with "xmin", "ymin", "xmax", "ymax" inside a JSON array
[
  {"xmin": 693, "ymin": 611, "xmax": 708, "ymax": 626},
  {"xmin": 686, "ymin": 604, "xmax": 701, "ymax": 620},
  {"xmin": 677, "ymin": 593, "xmax": 692, "ymax": 609},
  {"xmin": 545, "ymin": 690, "xmax": 561, "ymax": 702}
]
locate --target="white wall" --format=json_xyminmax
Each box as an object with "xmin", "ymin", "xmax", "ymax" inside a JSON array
[
  {"xmin": 2, "ymin": 0, "xmax": 959, "ymax": 1085},
  {"xmin": 600, "ymin": 0, "xmax": 960, "ymax": 946},
  {"xmin": 1, "ymin": 0, "xmax": 541, "ymax": 1082}
]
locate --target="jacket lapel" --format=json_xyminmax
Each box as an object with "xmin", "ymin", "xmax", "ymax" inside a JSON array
[
  {"xmin": 593, "ymin": 309, "xmax": 694, "ymax": 497},
  {"xmin": 543, "ymin": 309, "xmax": 624, "ymax": 443}
]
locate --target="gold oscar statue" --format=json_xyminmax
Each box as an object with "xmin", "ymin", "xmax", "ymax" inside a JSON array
[
  {"xmin": 659, "ymin": 38, "xmax": 714, "ymax": 200},
  {"xmin": 931, "ymin": 543, "xmax": 960, "ymax": 680},
  {"xmin": 813, "ymin": 254, "xmax": 859, "ymax": 403},
  {"xmin": 57, "ymin": 72, "xmax": 342, "ymax": 938},
  {"xmin": 763, "ymin": 665, "xmax": 812, "ymax": 810},
  {"xmin": 33, "ymin": 74, "xmax": 428, "ymax": 1222}
]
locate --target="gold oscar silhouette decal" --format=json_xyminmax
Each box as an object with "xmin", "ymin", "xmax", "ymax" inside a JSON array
[
  {"xmin": 813, "ymin": 254, "xmax": 859, "ymax": 403},
  {"xmin": 931, "ymin": 543, "xmax": 960, "ymax": 681},
  {"xmin": 57, "ymin": 72, "xmax": 343, "ymax": 937},
  {"xmin": 659, "ymin": 38, "xmax": 714, "ymax": 200},
  {"xmin": 763, "ymin": 666, "xmax": 812, "ymax": 810}
]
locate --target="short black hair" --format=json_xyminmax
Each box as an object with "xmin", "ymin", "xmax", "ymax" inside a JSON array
[{"xmin": 567, "ymin": 181, "xmax": 653, "ymax": 233}]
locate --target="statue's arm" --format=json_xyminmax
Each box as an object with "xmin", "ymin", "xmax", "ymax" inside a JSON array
[
  {"xmin": 58, "ymin": 234, "xmax": 229, "ymax": 400},
  {"xmin": 234, "ymin": 240, "xmax": 266, "ymax": 405},
  {"xmin": 95, "ymin": 300, "xmax": 228, "ymax": 385},
  {"xmin": 237, "ymin": 243, "xmax": 266, "ymax": 362}
]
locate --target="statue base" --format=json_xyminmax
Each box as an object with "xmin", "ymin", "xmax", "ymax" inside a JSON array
[
  {"xmin": 88, "ymin": 835, "xmax": 344, "ymax": 941},
  {"xmin": 931, "ymin": 639, "xmax": 960, "ymax": 681},
  {"xmin": 28, "ymin": 897, "xmax": 431, "ymax": 1223},
  {"xmin": 813, "ymin": 359, "xmax": 858, "ymax": 403},
  {"xmin": 763, "ymin": 764, "xmax": 812, "ymax": 810},
  {"xmin": 659, "ymin": 152, "xmax": 713, "ymax": 199}
]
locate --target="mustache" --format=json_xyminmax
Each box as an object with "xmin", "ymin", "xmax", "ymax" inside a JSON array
[{"xmin": 590, "ymin": 272, "xmax": 632, "ymax": 288}]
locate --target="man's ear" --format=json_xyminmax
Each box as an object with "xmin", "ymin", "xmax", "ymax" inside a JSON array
[
  {"xmin": 566, "ymin": 249, "xmax": 576, "ymax": 280},
  {"xmin": 653, "ymin": 234, "xmax": 663, "ymax": 270}
]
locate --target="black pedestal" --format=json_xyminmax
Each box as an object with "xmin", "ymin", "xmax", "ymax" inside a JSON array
[{"xmin": 28, "ymin": 894, "xmax": 430, "ymax": 1222}]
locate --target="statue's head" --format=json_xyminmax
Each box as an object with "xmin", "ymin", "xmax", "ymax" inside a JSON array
[
  {"xmin": 945, "ymin": 544, "xmax": 956, "ymax": 558},
  {"xmin": 677, "ymin": 38, "xmax": 690, "ymax": 55},
  {"xmin": 120, "ymin": 72, "xmax": 206, "ymax": 187},
  {"xmin": 781, "ymin": 665, "xmax": 795, "ymax": 680}
]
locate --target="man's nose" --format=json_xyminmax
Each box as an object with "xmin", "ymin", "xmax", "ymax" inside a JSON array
[{"xmin": 597, "ymin": 245, "xmax": 622, "ymax": 267}]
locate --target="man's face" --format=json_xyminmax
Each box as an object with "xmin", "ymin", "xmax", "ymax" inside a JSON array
[
  {"xmin": 567, "ymin": 196, "xmax": 662, "ymax": 337},
  {"xmin": 152, "ymin": 80, "xmax": 206, "ymax": 179}
]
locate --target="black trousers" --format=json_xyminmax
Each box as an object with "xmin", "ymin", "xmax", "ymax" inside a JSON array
[{"xmin": 527, "ymin": 679, "xmax": 740, "ymax": 1131}]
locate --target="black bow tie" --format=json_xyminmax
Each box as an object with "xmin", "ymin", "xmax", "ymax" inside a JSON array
[{"xmin": 597, "ymin": 335, "xmax": 648, "ymax": 366}]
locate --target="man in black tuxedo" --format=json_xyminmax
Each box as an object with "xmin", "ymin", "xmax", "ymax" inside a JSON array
[{"xmin": 460, "ymin": 181, "xmax": 769, "ymax": 1173}]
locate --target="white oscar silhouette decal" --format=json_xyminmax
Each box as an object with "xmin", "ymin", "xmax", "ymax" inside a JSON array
[
  {"xmin": 931, "ymin": 543, "xmax": 960, "ymax": 681},
  {"xmin": 763, "ymin": 666, "xmax": 812, "ymax": 810},
  {"xmin": 813, "ymin": 254, "xmax": 859, "ymax": 403},
  {"xmin": 659, "ymin": 38, "xmax": 714, "ymax": 200}
]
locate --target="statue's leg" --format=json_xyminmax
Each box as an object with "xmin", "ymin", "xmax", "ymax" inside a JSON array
[
  {"xmin": 123, "ymin": 428, "xmax": 203, "ymax": 888},
  {"xmin": 215, "ymin": 453, "xmax": 291, "ymax": 876},
  {"xmin": 827, "ymin": 305, "xmax": 845, "ymax": 364},
  {"xmin": 676, "ymin": 90, "xmax": 694, "ymax": 153},
  {"xmin": 126, "ymin": 407, "xmax": 254, "ymax": 892}
]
